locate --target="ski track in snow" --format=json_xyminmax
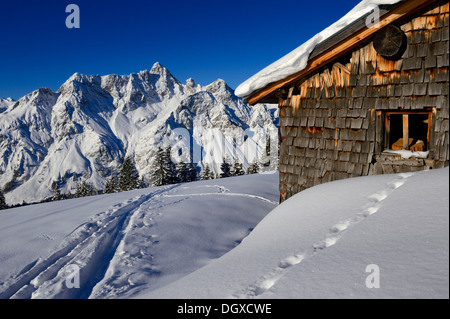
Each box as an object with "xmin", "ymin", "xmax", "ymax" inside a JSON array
[
  {"xmin": 173, "ymin": 184, "xmax": 277, "ymax": 204},
  {"xmin": 0, "ymin": 182, "xmax": 278, "ymax": 299},
  {"xmin": 0, "ymin": 185, "xmax": 178, "ymax": 299},
  {"xmin": 233, "ymin": 172, "xmax": 416, "ymax": 298},
  {"xmin": 90, "ymin": 183, "xmax": 277, "ymax": 298},
  {"xmin": 88, "ymin": 186, "xmax": 182, "ymax": 298},
  {"xmin": 161, "ymin": 192, "xmax": 278, "ymax": 205}
]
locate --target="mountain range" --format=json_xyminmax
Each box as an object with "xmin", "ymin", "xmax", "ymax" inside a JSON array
[{"xmin": 0, "ymin": 63, "xmax": 278, "ymax": 205}]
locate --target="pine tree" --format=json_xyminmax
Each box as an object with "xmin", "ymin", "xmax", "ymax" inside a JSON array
[
  {"xmin": 88, "ymin": 183, "xmax": 97, "ymax": 196},
  {"xmin": 163, "ymin": 146, "xmax": 177, "ymax": 185},
  {"xmin": 247, "ymin": 159, "xmax": 260, "ymax": 174},
  {"xmin": 119, "ymin": 156, "xmax": 140, "ymax": 191},
  {"xmin": 138, "ymin": 176, "xmax": 147, "ymax": 189},
  {"xmin": 186, "ymin": 163, "xmax": 198, "ymax": 182},
  {"xmin": 231, "ymin": 159, "xmax": 245, "ymax": 176},
  {"xmin": 104, "ymin": 173, "xmax": 118, "ymax": 194},
  {"xmin": 220, "ymin": 157, "xmax": 232, "ymax": 178},
  {"xmin": 80, "ymin": 181, "xmax": 89, "ymax": 197},
  {"xmin": 151, "ymin": 147, "xmax": 166, "ymax": 187},
  {"xmin": 200, "ymin": 164, "xmax": 213, "ymax": 180},
  {"xmin": 75, "ymin": 181, "xmax": 82, "ymax": 198},
  {"xmin": 150, "ymin": 146, "xmax": 177, "ymax": 186},
  {"xmin": 176, "ymin": 161, "xmax": 188, "ymax": 183},
  {"xmin": 175, "ymin": 161, "xmax": 197, "ymax": 183},
  {"xmin": 51, "ymin": 180, "xmax": 61, "ymax": 201},
  {"xmin": 75, "ymin": 180, "xmax": 89, "ymax": 198},
  {"xmin": 0, "ymin": 188, "xmax": 7, "ymax": 210}
]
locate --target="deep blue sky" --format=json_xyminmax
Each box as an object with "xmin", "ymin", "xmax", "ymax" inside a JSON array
[{"xmin": 0, "ymin": 0, "xmax": 360, "ymax": 100}]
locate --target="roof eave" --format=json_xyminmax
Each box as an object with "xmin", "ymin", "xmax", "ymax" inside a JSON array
[{"xmin": 245, "ymin": 0, "xmax": 437, "ymax": 105}]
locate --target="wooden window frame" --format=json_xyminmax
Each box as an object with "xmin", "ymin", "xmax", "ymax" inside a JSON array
[{"xmin": 384, "ymin": 110, "xmax": 432, "ymax": 151}]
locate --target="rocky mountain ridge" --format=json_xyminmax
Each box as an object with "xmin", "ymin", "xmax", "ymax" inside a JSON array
[{"xmin": 0, "ymin": 63, "xmax": 278, "ymax": 205}]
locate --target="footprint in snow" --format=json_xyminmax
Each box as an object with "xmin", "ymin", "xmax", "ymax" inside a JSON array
[
  {"xmin": 279, "ymin": 254, "xmax": 305, "ymax": 269},
  {"xmin": 235, "ymin": 173, "xmax": 416, "ymax": 298}
]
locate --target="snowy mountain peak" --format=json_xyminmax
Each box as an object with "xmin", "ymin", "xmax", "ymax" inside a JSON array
[
  {"xmin": 208, "ymin": 78, "xmax": 227, "ymax": 87},
  {"xmin": 150, "ymin": 61, "xmax": 164, "ymax": 73},
  {"xmin": 63, "ymin": 72, "xmax": 94, "ymax": 87},
  {"xmin": 149, "ymin": 62, "xmax": 177, "ymax": 82},
  {"xmin": 0, "ymin": 64, "xmax": 278, "ymax": 206},
  {"xmin": 0, "ymin": 97, "xmax": 15, "ymax": 103},
  {"xmin": 32, "ymin": 87, "xmax": 54, "ymax": 97},
  {"xmin": 58, "ymin": 73, "xmax": 101, "ymax": 97},
  {"xmin": 185, "ymin": 78, "xmax": 202, "ymax": 95},
  {"xmin": 186, "ymin": 78, "xmax": 195, "ymax": 87},
  {"xmin": 0, "ymin": 98, "xmax": 14, "ymax": 113},
  {"xmin": 14, "ymin": 87, "xmax": 57, "ymax": 112},
  {"xmin": 205, "ymin": 78, "xmax": 234, "ymax": 96}
]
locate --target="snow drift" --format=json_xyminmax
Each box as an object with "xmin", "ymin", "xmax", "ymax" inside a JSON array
[
  {"xmin": 1, "ymin": 168, "xmax": 447, "ymax": 299},
  {"xmin": 141, "ymin": 167, "xmax": 449, "ymax": 299},
  {"xmin": 0, "ymin": 172, "xmax": 279, "ymax": 299}
]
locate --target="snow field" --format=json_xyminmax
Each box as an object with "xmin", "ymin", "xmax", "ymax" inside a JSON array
[
  {"xmin": 0, "ymin": 172, "xmax": 279, "ymax": 299},
  {"xmin": 1, "ymin": 168, "xmax": 447, "ymax": 299},
  {"xmin": 141, "ymin": 168, "xmax": 449, "ymax": 299},
  {"xmin": 233, "ymin": 172, "xmax": 415, "ymax": 298}
]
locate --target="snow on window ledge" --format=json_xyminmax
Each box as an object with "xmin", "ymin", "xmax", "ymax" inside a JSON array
[{"xmin": 383, "ymin": 150, "xmax": 429, "ymax": 159}]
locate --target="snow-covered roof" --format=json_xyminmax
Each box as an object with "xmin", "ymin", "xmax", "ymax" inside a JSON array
[{"xmin": 235, "ymin": 0, "xmax": 403, "ymax": 100}]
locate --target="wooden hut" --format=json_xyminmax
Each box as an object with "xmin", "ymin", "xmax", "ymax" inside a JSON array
[{"xmin": 239, "ymin": 0, "xmax": 449, "ymax": 202}]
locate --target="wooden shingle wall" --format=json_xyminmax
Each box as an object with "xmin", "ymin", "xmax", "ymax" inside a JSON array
[{"xmin": 278, "ymin": 0, "xmax": 449, "ymax": 201}]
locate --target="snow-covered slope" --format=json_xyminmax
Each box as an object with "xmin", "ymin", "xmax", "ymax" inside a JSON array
[
  {"xmin": 0, "ymin": 168, "xmax": 447, "ymax": 299},
  {"xmin": 141, "ymin": 168, "xmax": 449, "ymax": 299},
  {"xmin": 0, "ymin": 98, "xmax": 14, "ymax": 112},
  {"xmin": 0, "ymin": 172, "xmax": 279, "ymax": 299},
  {"xmin": 0, "ymin": 63, "xmax": 278, "ymax": 205}
]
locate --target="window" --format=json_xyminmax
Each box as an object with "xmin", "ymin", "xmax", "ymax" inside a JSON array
[{"xmin": 385, "ymin": 111, "xmax": 431, "ymax": 151}]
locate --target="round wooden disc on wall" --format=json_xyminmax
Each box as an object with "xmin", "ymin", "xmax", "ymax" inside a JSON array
[{"xmin": 373, "ymin": 25, "xmax": 407, "ymax": 60}]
